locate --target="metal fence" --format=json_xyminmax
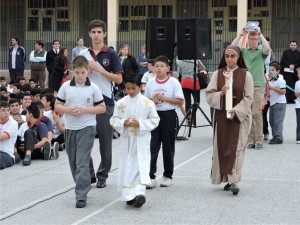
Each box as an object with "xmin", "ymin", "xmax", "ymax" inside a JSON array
[{"xmin": 0, "ymin": 0, "xmax": 299, "ymax": 72}]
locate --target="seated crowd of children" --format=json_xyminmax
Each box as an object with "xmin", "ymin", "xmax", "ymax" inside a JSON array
[{"xmin": 0, "ymin": 76, "xmax": 64, "ymax": 169}]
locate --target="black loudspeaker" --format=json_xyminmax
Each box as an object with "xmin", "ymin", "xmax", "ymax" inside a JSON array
[
  {"xmin": 146, "ymin": 18, "xmax": 176, "ymax": 60},
  {"xmin": 177, "ymin": 18, "xmax": 212, "ymax": 59}
]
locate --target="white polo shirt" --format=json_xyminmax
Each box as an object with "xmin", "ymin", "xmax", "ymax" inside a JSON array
[
  {"xmin": 295, "ymin": 80, "xmax": 300, "ymax": 109},
  {"xmin": 0, "ymin": 117, "xmax": 18, "ymax": 159},
  {"xmin": 57, "ymin": 78, "xmax": 104, "ymax": 130},
  {"xmin": 269, "ymin": 74, "xmax": 287, "ymax": 106},
  {"xmin": 142, "ymin": 71, "xmax": 156, "ymax": 84},
  {"xmin": 144, "ymin": 76, "xmax": 184, "ymax": 111}
]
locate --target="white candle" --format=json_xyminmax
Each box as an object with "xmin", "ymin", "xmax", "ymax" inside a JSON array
[{"xmin": 223, "ymin": 70, "xmax": 233, "ymax": 119}]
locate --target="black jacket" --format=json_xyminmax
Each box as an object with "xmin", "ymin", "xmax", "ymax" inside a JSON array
[
  {"xmin": 120, "ymin": 54, "xmax": 139, "ymax": 77},
  {"xmin": 46, "ymin": 49, "xmax": 59, "ymax": 73}
]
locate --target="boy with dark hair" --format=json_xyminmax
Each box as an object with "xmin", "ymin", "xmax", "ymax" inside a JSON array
[
  {"xmin": 8, "ymin": 37, "xmax": 26, "ymax": 82},
  {"xmin": 16, "ymin": 103, "xmax": 51, "ymax": 166},
  {"xmin": 41, "ymin": 88, "xmax": 54, "ymax": 95},
  {"xmin": 0, "ymin": 101, "xmax": 18, "ymax": 169},
  {"xmin": 144, "ymin": 55, "xmax": 184, "ymax": 188},
  {"xmin": 30, "ymin": 88, "xmax": 42, "ymax": 102},
  {"xmin": 29, "ymin": 78, "xmax": 40, "ymax": 90},
  {"xmin": 20, "ymin": 92, "xmax": 32, "ymax": 114},
  {"xmin": 141, "ymin": 59, "xmax": 156, "ymax": 92},
  {"xmin": 80, "ymin": 19, "xmax": 123, "ymax": 188},
  {"xmin": 55, "ymin": 55, "xmax": 106, "ymax": 208},
  {"xmin": 110, "ymin": 73, "xmax": 159, "ymax": 208},
  {"xmin": 0, "ymin": 86, "xmax": 8, "ymax": 98},
  {"xmin": 16, "ymin": 76, "xmax": 26, "ymax": 86},
  {"xmin": 9, "ymin": 98, "xmax": 26, "ymax": 127}
]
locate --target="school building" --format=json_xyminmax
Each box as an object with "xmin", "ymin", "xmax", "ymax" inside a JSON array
[{"xmin": 0, "ymin": 0, "xmax": 299, "ymax": 72}]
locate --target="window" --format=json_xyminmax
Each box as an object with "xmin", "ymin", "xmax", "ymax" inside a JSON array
[
  {"xmin": 31, "ymin": 9, "xmax": 39, "ymax": 16},
  {"xmin": 119, "ymin": 5, "xmax": 129, "ymax": 17},
  {"xmin": 28, "ymin": 0, "xmax": 41, "ymax": 8},
  {"xmin": 57, "ymin": 10, "xmax": 68, "ymax": 19},
  {"xmin": 43, "ymin": 18, "xmax": 52, "ymax": 31},
  {"xmin": 260, "ymin": 11, "xmax": 269, "ymax": 17},
  {"xmin": 214, "ymin": 11, "xmax": 224, "ymax": 18},
  {"xmin": 254, "ymin": 0, "xmax": 267, "ymax": 7},
  {"xmin": 229, "ymin": 5, "xmax": 237, "ymax": 17},
  {"xmin": 56, "ymin": 21, "xmax": 70, "ymax": 31},
  {"xmin": 45, "ymin": 10, "xmax": 53, "ymax": 16},
  {"xmin": 216, "ymin": 30, "xmax": 222, "ymax": 35},
  {"xmin": 215, "ymin": 21, "xmax": 223, "ymax": 27},
  {"xmin": 248, "ymin": 0, "xmax": 252, "ymax": 9},
  {"xmin": 57, "ymin": 0, "xmax": 68, "ymax": 7},
  {"xmin": 212, "ymin": 0, "xmax": 227, "ymax": 7},
  {"xmin": 131, "ymin": 20, "xmax": 145, "ymax": 30},
  {"xmin": 43, "ymin": 0, "xmax": 55, "ymax": 8},
  {"xmin": 119, "ymin": 20, "xmax": 129, "ymax": 31},
  {"xmin": 131, "ymin": 6, "xmax": 146, "ymax": 16},
  {"xmin": 162, "ymin": 5, "xmax": 172, "ymax": 18},
  {"xmin": 28, "ymin": 17, "xmax": 38, "ymax": 31},
  {"xmin": 229, "ymin": 19, "xmax": 237, "ymax": 32},
  {"xmin": 148, "ymin": 5, "xmax": 159, "ymax": 17}
]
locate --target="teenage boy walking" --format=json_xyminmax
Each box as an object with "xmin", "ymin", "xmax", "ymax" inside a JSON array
[{"xmin": 80, "ymin": 19, "xmax": 123, "ymax": 188}]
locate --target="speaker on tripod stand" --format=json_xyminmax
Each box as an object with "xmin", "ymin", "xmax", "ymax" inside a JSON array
[{"xmin": 176, "ymin": 18, "xmax": 213, "ymax": 138}]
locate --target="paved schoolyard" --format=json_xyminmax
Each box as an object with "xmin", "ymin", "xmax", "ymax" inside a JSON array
[{"xmin": 1, "ymin": 92, "xmax": 299, "ymax": 225}]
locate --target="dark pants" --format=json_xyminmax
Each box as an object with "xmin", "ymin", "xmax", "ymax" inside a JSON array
[
  {"xmin": 296, "ymin": 108, "xmax": 300, "ymax": 141},
  {"xmin": 182, "ymin": 88, "xmax": 200, "ymax": 117},
  {"xmin": 16, "ymin": 130, "xmax": 43, "ymax": 159},
  {"xmin": 263, "ymin": 101, "xmax": 270, "ymax": 135},
  {"xmin": 0, "ymin": 152, "xmax": 14, "ymax": 170},
  {"xmin": 282, "ymin": 72, "xmax": 297, "ymax": 103},
  {"xmin": 52, "ymin": 134, "xmax": 64, "ymax": 145},
  {"xmin": 48, "ymin": 71, "xmax": 53, "ymax": 89},
  {"xmin": 150, "ymin": 110, "xmax": 178, "ymax": 179},
  {"xmin": 9, "ymin": 70, "xmax": 24, "ymax": 82},
  {"xmin": 89, "ymin": 104, "xmax": 114, "ymax": 180},
  {"xmin": 31, "ymin": 70, "xmax": 46, "ymax": 90}
]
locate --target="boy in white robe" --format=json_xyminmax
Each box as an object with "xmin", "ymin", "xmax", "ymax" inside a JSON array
[{"xmin": 110, "ymin": 74, "xmax": 160, "ymax": 208}]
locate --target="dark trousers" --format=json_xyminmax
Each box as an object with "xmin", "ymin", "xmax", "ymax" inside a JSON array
[
  {"xmin": 0, "ymin": 152, "xmax": 14, "ymax": 170},
  {"xmin": 89, "ymin": 104, "xmax": 114, "ymax": 180},
  {"xmin": 9, "ymin": 70, "xmax": 24, "ymax": 82},
  {"xmin": 262, "ymin": 101, "xmax": 270, "ymax": 135},
  {"xmin": 16, "ymin": 130, "xmax": 43, "ymax": 159},
  {"xmin": 150, "ymin": 110, "xmax": 178, "ymax": 179},
  {"xmin": 296, "ymin": 108, "xmax": 300, "ymax": 141},
  {"xmin": 31, "ymin": 70, "xmax": 46, "ymax": 90},
  {"xmin": 282, "ymin": 72, "xmax": 297, "ymax": 103},
  {"xmin": 182, "ymin": 88, "xmax": 200, "ymax": 117},
  {"xmin": 52, "ymin": 134, "xmax": 64, "ymax": 145}
]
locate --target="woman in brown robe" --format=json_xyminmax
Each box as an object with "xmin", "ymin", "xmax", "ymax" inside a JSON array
[{"xmin": 206, "ymin": 45, "xmax": 253, "ymax": 195}]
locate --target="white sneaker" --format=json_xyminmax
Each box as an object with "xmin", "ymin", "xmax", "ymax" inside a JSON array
[
  {"xmin": 146, "ymin": 179, "xmax": 157, "ymax": 189},
  {"xmin": 51, "ymin": 142, "xmax": 59, "ymax": 159},
  {"xmin": 297, "ymin": 141, "xmax": 300, "ymax": 144},
  {"xmin": 160, "ymin": 177, "xmax": 173, "ymax": 187}
]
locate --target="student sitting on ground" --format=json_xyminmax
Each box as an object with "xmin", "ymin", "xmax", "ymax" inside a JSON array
[
  {"xmin": 30, "ymin": 88, "xmax": 42, "ymax": 102},
  {"xmin": 42, "ymin": 93, "xmax": 65, "ymax": 150},
  {"xmin": 16, "ymin": 103, "xmax": 58, "ymax": 166},
  {"xmin": 9, "ymin": 98, "xmax": 26, "ymax": 127},
  {"xmin": 0, "ymin": 101, "xmax": 18, "ymax": 170}
]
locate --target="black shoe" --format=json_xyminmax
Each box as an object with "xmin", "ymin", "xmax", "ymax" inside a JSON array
[
  {"xmin": 76, "ymin": 200, "xmax": 86, "ymax": 208},
  {"xmin": 269, "ymin": 139, "xmax": 283, "ymax": 144},
  {"xmin": 14, "ymin": 152, "xmax": 21, "ymax": 164},
  {"xmin": 22, "ymin": 155, "xmax": 31, "ymax": 166},
  {"xmin": 96, "ymin": 179, "xmax": 106, "ymax": 188},
  {"xmin": 91, "ymin": 176, "xmax": 96, "ymax": 184},
  {"xmin": 43, "ymin": 141, "xmax": 51, "ymax": 160},
  {"xmin": 126, "ymin": 199, "xmax": 135, "ymax": 206},
  {"xmin": 230, "ymin": 183, "xmax": 240, "ymax": 195},
  {"xmin": 223, "ymin": 183, "xmax": 231, "ymax": 191},
  {"xmin": 133, "ymin": 195, "xmax": 146, "ymax": 208}
]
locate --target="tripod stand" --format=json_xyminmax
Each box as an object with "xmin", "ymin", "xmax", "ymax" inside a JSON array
[{"xmin": 177, "ymin": 59, "xmax": 212, "ymax": 138}]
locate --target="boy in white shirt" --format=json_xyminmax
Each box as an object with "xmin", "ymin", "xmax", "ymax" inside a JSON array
[
  {"xmin": 55, "ymin": 55, "xmax": 106, "ymax": 208},
  {"xmin": 267, "ymin": 61, "xmax": 286, "ymax": 144},
  {"xmin": 295, "ymin": 67, "xmax": 300, "ymax": 144}
]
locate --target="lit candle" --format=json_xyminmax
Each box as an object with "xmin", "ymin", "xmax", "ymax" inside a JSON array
[{"xmin": 223, "ymin": 69, "xmax": 233, "ymax": 119}]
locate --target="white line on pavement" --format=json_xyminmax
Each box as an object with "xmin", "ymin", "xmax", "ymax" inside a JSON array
[{"xmin": 71, "ymin": 147, "xmax": 213, "ymax": 225}]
